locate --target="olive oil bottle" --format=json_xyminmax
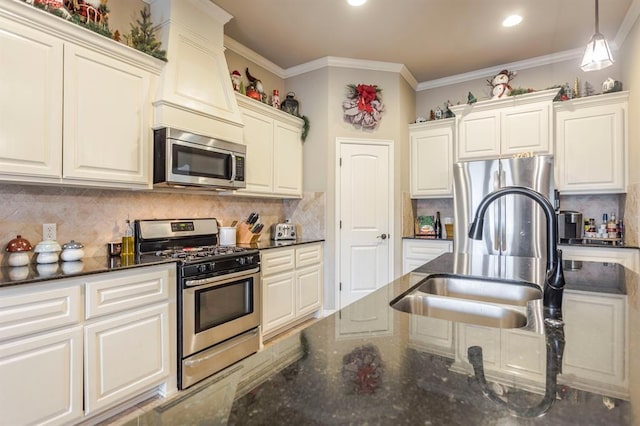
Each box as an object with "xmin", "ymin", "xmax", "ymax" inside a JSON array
[{"xmin": 121, "ymin": 219, "xmax": 134, "ymax": 257}]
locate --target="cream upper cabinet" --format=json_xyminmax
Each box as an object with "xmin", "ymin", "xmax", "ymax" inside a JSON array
[
  {"xmin": 0, "ymin": 13, "xmax": 63, "ymax": 180},
  {"xmin": 450, "ymin": 89, "xmax": 558, "ymax": 162},
  {"xmin": 554, "ymin": 92, "xmax": 628, "ymax": 194},
  {"xmin": 409, "ymin": 118, "xmax": 454, "ymax": 198},
  {"xmin": 236, "ymin": 93, "xmax": 304, "ymax": 198},
  {"xmin": 0, "ymin": 1, "xmax": 162, "ymax": 189},
  {"xmin": 63, "ymin": 44, "xmax": 153, "ymax": 186}
]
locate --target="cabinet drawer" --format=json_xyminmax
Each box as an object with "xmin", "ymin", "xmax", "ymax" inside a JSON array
[
  {"xmin": 0, "ymin": 284, "xmax": 81, "ymax": 341},
  {"xmin": 261, "ymin": 248, "xmax": 295, "ymax": 276},
  {"xmin": 296, "ymin": 243, "xmax": 323, "ymax": 268},
  {"xmin": 86, "ymin": 266, "xmax": 171, "ymax": 319},
  {"xmin": 404, "ymin": 240, "xmax": 453, "ymax": 260}
]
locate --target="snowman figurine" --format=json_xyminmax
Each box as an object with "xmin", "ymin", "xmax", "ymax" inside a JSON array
[{"xmin": 488, "ymin": 69, "xmax": 516, "ymax": 100}]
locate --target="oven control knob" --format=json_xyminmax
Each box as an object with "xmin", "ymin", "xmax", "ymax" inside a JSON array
[
  {"xmin": 197, "ymin": 264, "xmax": 208, "ymax": 273},
  {"xmin": 237, "ymin": 257, "xmax": 246, "ymax": 265}
]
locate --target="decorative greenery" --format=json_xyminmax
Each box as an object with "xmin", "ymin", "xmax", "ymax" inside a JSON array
[
  {"xmin": 298, "ymin": 115, "xmax": 310, "ymax": 142},
  {"xmin": 70, "ymin": 14, "xmax": 112, "ymax": 38},
  {"xmin": 123, "ymin": 6, "xmax": 167, "ymax": 62},
  {"xmin": 508, "ymin": 87, "xmax": 536, "ymax": 96}
]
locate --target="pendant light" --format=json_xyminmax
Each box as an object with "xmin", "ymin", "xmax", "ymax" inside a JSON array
[{"xmin": 580, "ymin": 0, "xmax": 614, "ymax": 71}]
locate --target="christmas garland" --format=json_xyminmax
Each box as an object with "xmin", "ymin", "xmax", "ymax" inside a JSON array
[{"xmin": 343, "ymin": 84, "xmax": 384, "ymax": 129}]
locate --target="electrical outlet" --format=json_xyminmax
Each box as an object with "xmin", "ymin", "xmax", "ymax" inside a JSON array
[{"xmin": 43, "ymin": 223, "xmax": 57, "ymax": 241}]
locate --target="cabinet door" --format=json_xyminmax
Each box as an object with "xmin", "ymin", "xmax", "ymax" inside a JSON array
[
  {"xmin": 239, "ymin": 107, "xmax": 274, "ymax": 194},
  {"xmin": 63, "ymin": 44, "xmax": 151, "ymax": 187},
  {"xmin": 0, "ymin": 16, "xmax": 63, "ymax": 180},
  {"xmin": 410, "ymin": 122, "xmax": 454, "ymax": 198},
  {"xmin": 409, "ymin": 315, "xmax": 454, "ymax": 357},
  {"xmin": 0, "ymin": 326, "xmax": 83, "ymax": 426},
  {"xmin": 84, "ymin": 304, "xmax": 170, "ymax": 414},
  {"xmin": 500, "ymin": 329, "xmax": 545, "ymax": 381},
  {"xmin": 555, "ymin": 95, "xmax": 627, "ymax": 193},
  {"xmin": 262, "ymin": 271, "xmax": 296, "ymax": 335},
  {"xmin": 273, "ymin": 120, "xmax": 303, "ymax": 197},
  {"xmin": 561, "ymin": 291, "xmax": 626, "ymax": 390},
  {"xmin": 296, "ymin": 264, "xmax": 322, "ymax": 317},
  {"xmin": 501, "ymin": 102, "xmax": 551, "ymax": 156},
  {"xmin": 262, "ymin": 248, "xmax": 295, "ymax": 276},
  {"xmin": 456, "ymin": 110, "xmax": 500, "ymax": 160}
]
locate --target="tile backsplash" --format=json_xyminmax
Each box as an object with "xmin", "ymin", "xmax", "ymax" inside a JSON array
[{"xmin": 0, "ymin": 184, "xmax": 325, "ymax": 265}]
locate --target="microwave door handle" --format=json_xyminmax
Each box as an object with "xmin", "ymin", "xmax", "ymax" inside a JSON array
[{"xmin": 230, "ymin": 153, "xmax": 237, "ymax": 182}]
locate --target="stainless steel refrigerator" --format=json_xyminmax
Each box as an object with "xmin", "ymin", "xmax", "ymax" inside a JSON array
[{"xmin": 453, "ymin": 155, "xmax": 555, "ymax": 259}]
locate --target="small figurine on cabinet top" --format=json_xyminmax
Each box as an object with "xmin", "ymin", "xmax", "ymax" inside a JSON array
[
  {"xmin": 272, "ymin": 90, "xmax": 281, "ymax": 109},
  {"xmin": 230, "ymin": 70, "xmax": 242, "ymax": 92},
  {"xmin": 487, "ymin": 69, "xmax": 517, "ymax": 100},
  {"xmin": 602, "ymin": 77, "xmax": 623, "ymax": 93}
]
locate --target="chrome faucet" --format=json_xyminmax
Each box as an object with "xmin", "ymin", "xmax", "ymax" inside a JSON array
[{"xmin": 467, "ymin": 186, "xmax": 565, "ymax": 314}]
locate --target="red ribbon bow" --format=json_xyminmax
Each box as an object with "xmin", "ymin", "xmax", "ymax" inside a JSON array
[{"xmin": 356, "ymin": 84, "xmax": 378, "ymax": 113}]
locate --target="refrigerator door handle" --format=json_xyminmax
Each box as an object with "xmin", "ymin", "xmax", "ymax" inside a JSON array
[
  {"xmin": 500, "ymin": 170, "xmax": 507, "ymax": 251},
  {"xmin": 493, "ymin": 170, "xmax": 500, "ymax": 251}
]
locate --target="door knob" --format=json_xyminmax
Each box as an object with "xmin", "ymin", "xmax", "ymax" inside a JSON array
[{"xmin": 377, "ymin": 233, "xmax": 389, "ymax": 240}]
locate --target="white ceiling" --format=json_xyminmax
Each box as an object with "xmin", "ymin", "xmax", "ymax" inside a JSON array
[{"xmin": 213, "ymin": 0, "xmax": 637, "ymax": 85}]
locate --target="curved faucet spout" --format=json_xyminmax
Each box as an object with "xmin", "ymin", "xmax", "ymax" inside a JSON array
[{"xmin": 467, "ymin": 186, "xmax": 565, "ymax": 311}]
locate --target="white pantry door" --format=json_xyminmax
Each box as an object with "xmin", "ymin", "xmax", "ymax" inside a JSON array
[{"xmin": 338, "ymin": 140, "xmax": 392, "ymax": 309}]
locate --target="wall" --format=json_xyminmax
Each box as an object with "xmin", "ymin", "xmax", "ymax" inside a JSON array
[
  {"xmin": 225, "ymin": 49, "xmax": 286, "ymax": 105},
  {"xmin": 286, "ymin": 66, "xmax": 414, "ymax": 310}
]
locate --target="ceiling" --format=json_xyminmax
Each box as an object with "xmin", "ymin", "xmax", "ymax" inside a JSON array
[{"xmin": 213, "ymin": 0, "xmax": 636, "ymax": 84}]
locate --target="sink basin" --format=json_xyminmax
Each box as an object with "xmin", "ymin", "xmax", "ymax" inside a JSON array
[
  {"xmin": 390, "ymin": 274, "xmax": 542, "ymax": 329},
  {"xmin": 416, "ymin": 274, "xmax": 542, "ymax": 306}
]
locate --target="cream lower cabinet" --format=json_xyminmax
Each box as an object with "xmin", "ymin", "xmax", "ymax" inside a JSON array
[
  {"xmin": 560, "ymin": 245, "xmax": 639, "ymax": 273},
  {"xmin": 0, "ymin": 2, "xmax": 160, "ymax": 189},
  {"xmin": 559, "ymin": 290, "xmax": 627, "ymax": 398},
  {"xmin": 402, "ymin": 239, "xmax": 453, "ymax": 273},
  {"xmin": 451, "ymin": 290, "xmax": 628, "ymax": 398},
  {"xmin": 262, "ymin": 243, "xmax": 323, "ymax": 340},
  {"xmin": 409, "ymin": 119, "xmax": 454, "ymax": 198},
  {"xmin": 0, "ymin": 284, "xmax": 84, "ymax": 426},
  {"xmin": 236, "ymin": 94, "xmax": 304, "ymax": 198},
  {"xmin": 449, "ymin": 89, "xmax": 557, "ymax": 161},
  {"xmin": 554, "ymin": 92, "xmax": 628, "ymax": 194},
  {"xmin": 0, "ymin": 263, "xmax": 176, "ymax": 424}
]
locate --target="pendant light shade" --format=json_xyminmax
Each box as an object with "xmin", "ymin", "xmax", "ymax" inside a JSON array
[{"xmin": 581, "ymin": 0, "xmax": 614, "ymax": 71}]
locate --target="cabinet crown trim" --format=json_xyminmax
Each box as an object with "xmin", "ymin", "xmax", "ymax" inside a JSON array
[
  {"xmin": 553, "ymin": 91, "xmax": 629, "ymax": 111},
  {"xmin": 449, "ymin": 88, "xmax": 560, "ymax": 115},
  {"xmin": 409, "ymin": 117, "xmax": 455, "ymax": 130}
]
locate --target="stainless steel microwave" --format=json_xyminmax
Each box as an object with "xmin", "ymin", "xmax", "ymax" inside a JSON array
[{"xmin": 153, "ymin": 127, "xmax": 246, "ymax": 190}]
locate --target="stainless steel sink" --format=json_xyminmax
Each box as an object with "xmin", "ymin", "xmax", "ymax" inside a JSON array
[
  {"xmin": 416, "ymin": 275, "xmax": 542, "ymax": 306},
  {"xmin": 390, "ymin": 274, "xmax": 542, "ymax": 329}
]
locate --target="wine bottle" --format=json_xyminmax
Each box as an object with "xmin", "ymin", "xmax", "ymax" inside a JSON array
[{"xmin": 435, "ymin": 212, "xmax": 442, "ymax": 239}]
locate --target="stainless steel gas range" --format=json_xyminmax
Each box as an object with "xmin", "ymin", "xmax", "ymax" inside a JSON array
[{"xmin": 134, "ymin": 218, "xmax": 260, "ymax": 390}]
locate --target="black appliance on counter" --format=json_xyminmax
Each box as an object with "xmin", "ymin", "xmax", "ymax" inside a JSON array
[{"xmin": 135, "ymin": 218, "xmax": 260, "ymax": 390}]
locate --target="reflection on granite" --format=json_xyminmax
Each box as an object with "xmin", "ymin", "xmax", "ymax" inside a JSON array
[
  {"xmin": 237, "ymin": 238, "xmax": 324, "ymax": 251},
  {"xmin": 0, "ymin": 255, "xmax": 175, "ymax": 288},
  {"xmin": 123, "ymin": 252, "xmax": 639, "ymax": 425}
]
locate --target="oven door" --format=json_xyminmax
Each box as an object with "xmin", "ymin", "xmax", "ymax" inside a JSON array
[
  {"xmin": 167, "ymin": 139, "xmax": 241, "ymax": 188},
  {"xmin": 182, "ymin": 268, "xmax": 260, "ymax": 357}
]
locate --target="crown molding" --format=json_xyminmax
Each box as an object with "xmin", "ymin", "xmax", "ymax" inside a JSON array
[
  {"xmin": 614, "ymin": 0, "xmax": 640, "ymax": 49},
  {"xmin": 224, "ymin": 36, "xmax": 287, "ymax": 79}
]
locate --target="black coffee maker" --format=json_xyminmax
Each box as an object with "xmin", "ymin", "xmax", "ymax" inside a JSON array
[{"xmin": 557, "ymin": 211, "xmax": 583, "ymax": 243}]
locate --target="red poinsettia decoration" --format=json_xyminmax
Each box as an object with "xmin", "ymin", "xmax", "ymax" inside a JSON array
[{"xmin": 343, "ymin": 83, "xmax": 384, "ymax": 129}]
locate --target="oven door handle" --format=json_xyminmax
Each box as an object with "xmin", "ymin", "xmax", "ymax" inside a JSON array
[
  {"xmin": 184, "ymin": 267, "xmax": 260, "ymax": 287},
  {"xmin": 230, "ymin": 153, "xmax": 237, "ymax": 182},
  {"xmin": 183, "ymin": 328, "xmax": 259, "ymax": 367}
]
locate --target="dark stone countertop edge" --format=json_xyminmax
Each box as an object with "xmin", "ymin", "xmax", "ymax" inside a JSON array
[{"xmin": 0, "ymin": 239, "xmax": 325, "ymax": 289}]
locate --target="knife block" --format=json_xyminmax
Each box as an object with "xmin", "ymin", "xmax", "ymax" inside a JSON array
[{"xmin": 236, "ymin": 222, "xmax": 261, "ymax": 244}]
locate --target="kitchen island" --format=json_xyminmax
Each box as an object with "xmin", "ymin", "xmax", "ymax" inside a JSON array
[{"xmin": 124, "ymin": 253, "xmax": 639, "ymax": 425}]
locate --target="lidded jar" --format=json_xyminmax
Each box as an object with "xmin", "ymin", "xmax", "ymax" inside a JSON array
[
  {"xmin": 34, "ymin": 240, "xmax": 61, "ymax": 264},
  {"xmin": 60, "ymin": 240, "xmax": 85, "ymax": 262},
  {"xmin": 5, "ymin": 235, "xmax": 33, "ymax": 267}
]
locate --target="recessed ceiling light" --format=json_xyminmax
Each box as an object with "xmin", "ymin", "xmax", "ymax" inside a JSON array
[
  {"xmin": 502, "ymin": 15, "xmax": 523, "ymax": 27},
  {"xmin": 348, "ymin": 0, "xmax": 367, "ymax": 6}
]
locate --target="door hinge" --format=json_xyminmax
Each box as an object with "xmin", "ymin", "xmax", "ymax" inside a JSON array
[
  {"xmin": 339, "ymin": 282, "xmax": 342, "ymax": 291},
  {"xmin": 339, "ymin": 157, "xmax": 342, "ymax": 166},
  {"xmin": 339, "ymin": 220, "xmax": 342, "ymax": 229}
]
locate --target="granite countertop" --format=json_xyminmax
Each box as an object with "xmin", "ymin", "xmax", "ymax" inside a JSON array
[
  {"xmin": 0, "ymin": 239, "xmax": 324, "ymax": 288},
  {"xmin": 126, "ymin": 252, "xmax": 640, "ymax": 425}
]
